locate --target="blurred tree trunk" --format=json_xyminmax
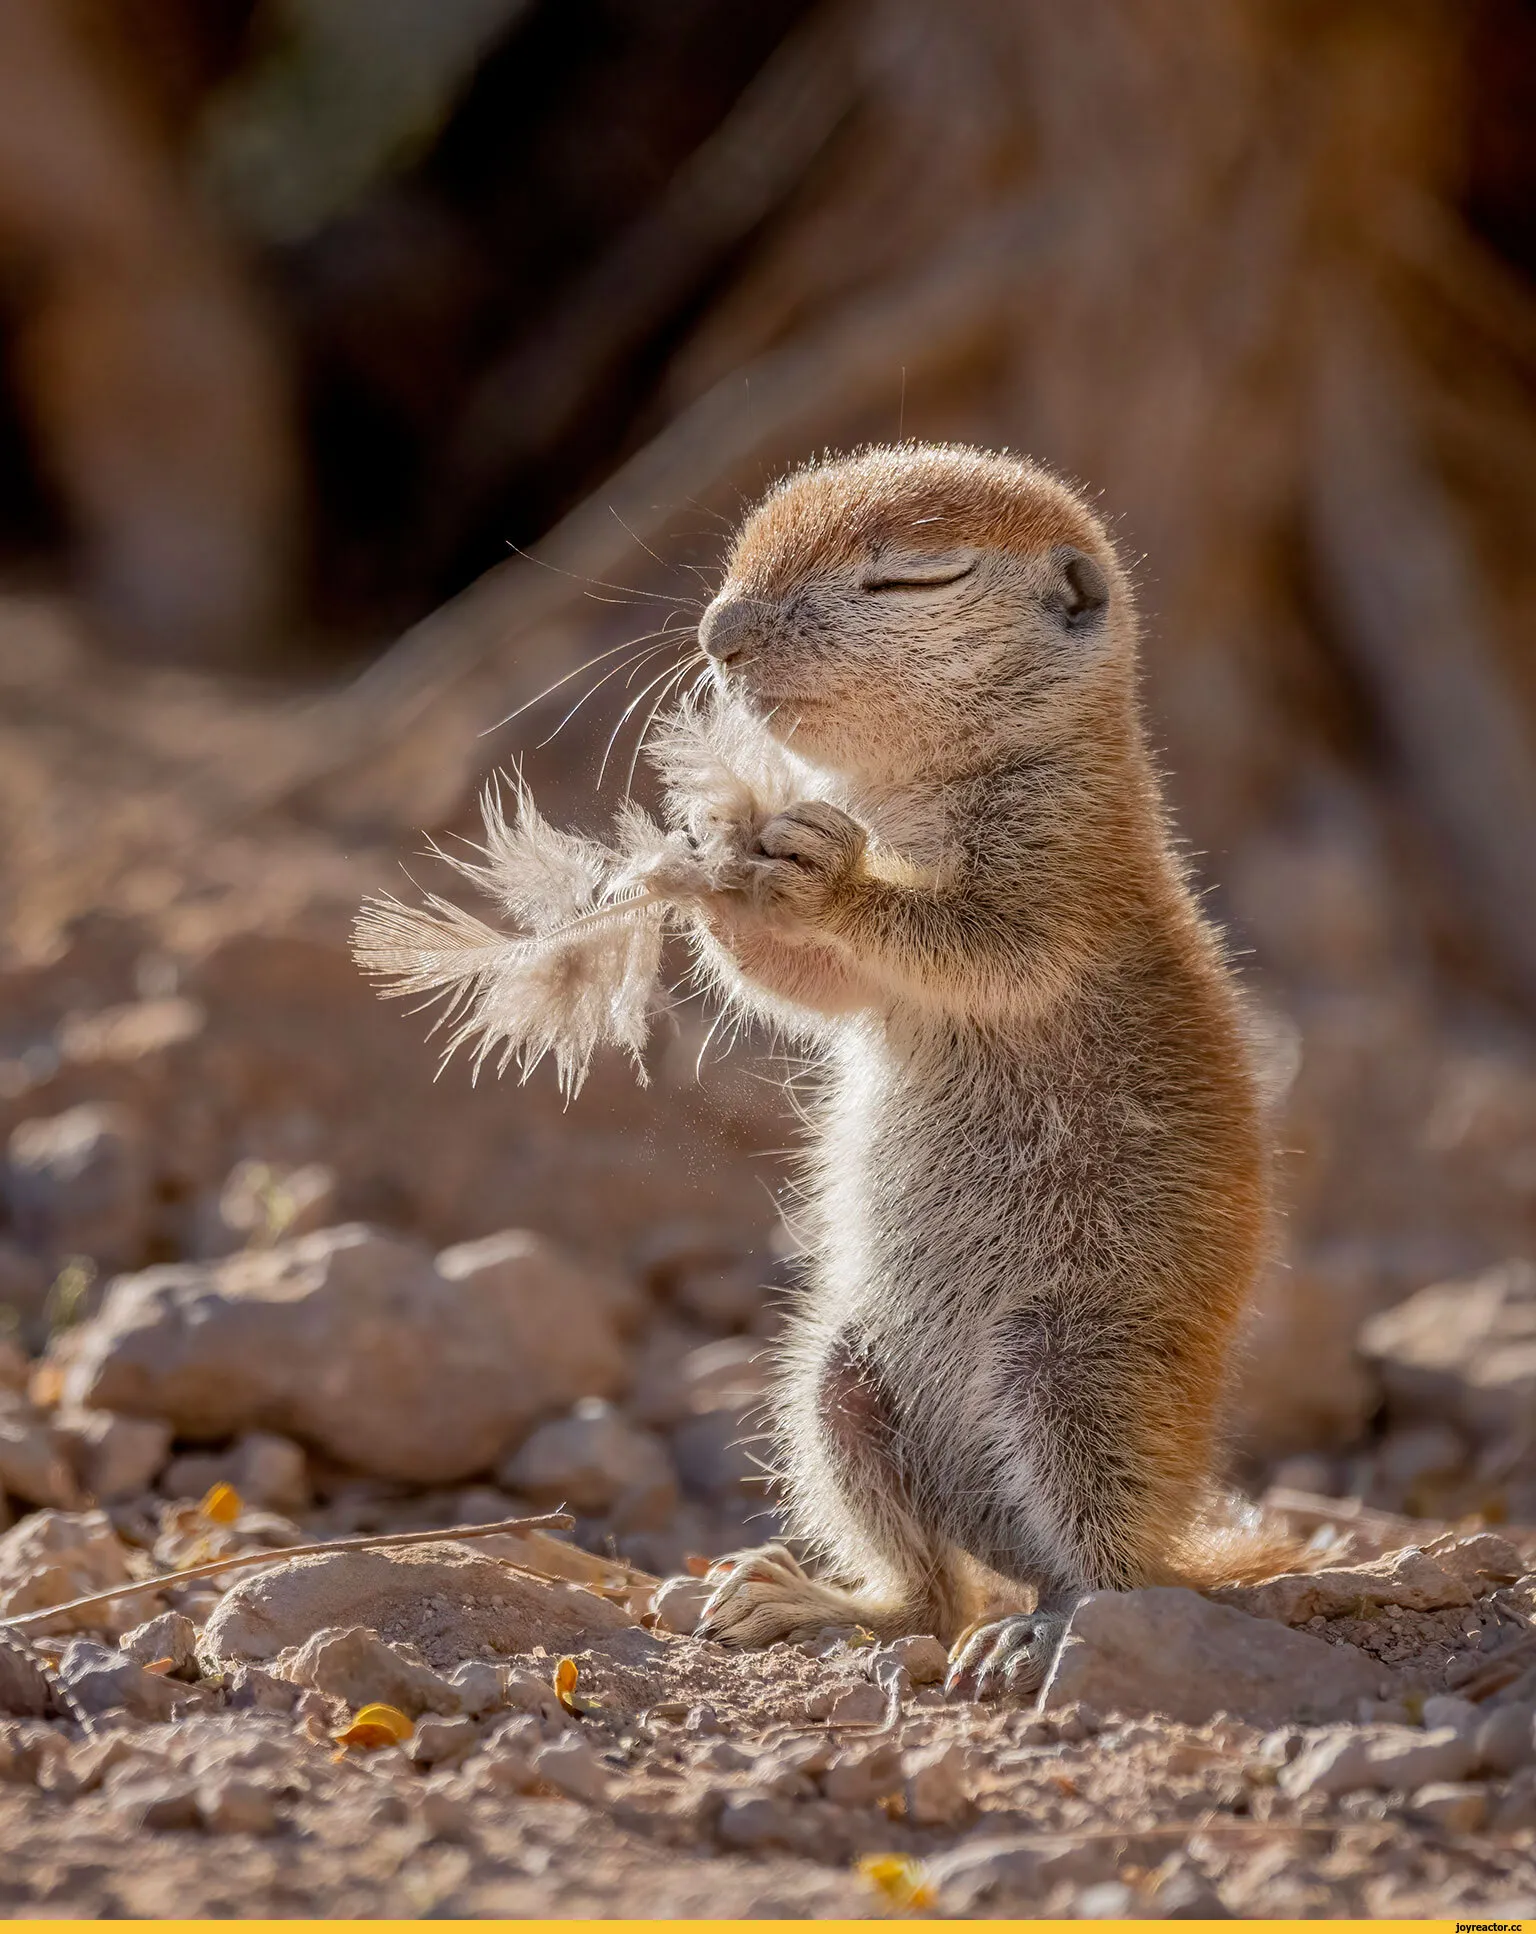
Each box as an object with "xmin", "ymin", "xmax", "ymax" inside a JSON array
[{"xmin": 0, "ymin": 0, "xmax": 298, "ymax": 663}]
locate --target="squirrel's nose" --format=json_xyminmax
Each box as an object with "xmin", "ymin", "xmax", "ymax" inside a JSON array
[{"xmin": 699, "ymin": 598, "xmax": 757, "ymax": 666}]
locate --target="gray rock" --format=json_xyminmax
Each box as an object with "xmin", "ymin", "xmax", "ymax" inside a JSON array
[
  {"xmin": 1423, "ymin": 1530, "xmax": 1525, "ymax": 1591},
  {"xmin": 1409, "ymin": 1780, "xmax": 1488, "ymax": 1831},
  {"xmin": 0, "ymin": 1400, "xmax": 82, "ymax": 1508},
  {"xmin": 821, "ymin": 1741, "xmax": 902, "ymax": 1806},
  {"xmin": 929, "ymin": 1833, "xmax": 1123, "ymax": 1913},
  {"xmin": 903, "ymin": 1739, "xmax": 972, "ymax": 1824},
  {"xmin": 501, "ymin": 1671, "xmax": 573, "ymax": 1735},
  {"xmin": 649, "ymin": 1573, "xmax": 710, "ymax": 1636},
  {"xmin": 111, "ymin": 1775, "xmax": 201, "ymax": 1830},
  {"xmin": 0, "ymin": 1630, "xmax": 65, "ymax": 1718},
  {"xmin": 824, "ymin": 1682, "xmax": 887, "ymax": 1727},
  {"xmin": 54, "ymin": 1408, "xmax": 171, "ymax": 1502},
  {"xmin": 197, "ymin": 1776, "xmax": 280, "ymax": 1835},
  {"xmin": 221, "ymin": 1662, "xmax": 300, "ymax": 1713},
  {"xmin": 1218, "ymin": 1545, "xmax": 1477, "ymax": 1626},
  {"xmin": 1420, "ymin": 1693, "xmax": 1478, "ymax": 1733},
  {"xmin": 1143, "ymin": 1860, "xmax": 1232, "ymax": 1918},
  {"xmin": 198, "ymin": 1542, "xmax": 631, "ymax": 1671},
  {"xmin": 1075, "ymin": 1882, "xmax": 1137, "ymax": 1918},
  {"xmin": 530, "ymin": 1732, "xmax": 611, "ymax": 1805},
  {"xmin": 271, "ymin": 1625, "xmax": 464, "ymax": 1718},
  {"xmin": 1358, "ymin": 1260, "xmax": 1536, "ymax": 1445},
  {"xmin": 57, "ymin": 1638, "xmax": 183, "ymax": 1721},
  {"xmin": 119, "ymin": 1611, "xmax": 198, "ymax": 1678},
  {"xmin": 55, "ymin": 1224, "xmax": 628, "ymax": 1484},
  {"xmin": 160, "ymin": 1430, "xmax": 309, "ymax": 1513},
  {"xmin": 469, "ymin": 1713, "xmax": 544, "ymax": 1790},
  {"xmin": 678, "ymin": 1337, "xmax": 770, "ymax": 1414},
  {"xmin": 5, "ymin": 1103, "xmax": 152, "ymax": 1268},
  {"xmin": 499, "ymin": 1398, "xmax": 675, "ymax": 1515},
  {"xmin": 406, "ymin": 1714, "xmax": 481, "ymax": 1768},
  {"xmin": 1475, "ymin": 1702, "xmax": 1536, "ymax": 1776},
  {"xmin": 878, "ymin": 1633, "xmax": 949, "ymax": 1686},
  {"xmin": 1280, "ymin": 1724, "xmax": 1476, "ymax": 1797},
  {"xmin": 418, "ymin": 1789, "xmax": 474, "ymax": 1840},
  {"xmin": 443, "ymin": 1659, "xmax": 507, "ymax": 1717},
  {"xmin": 1039, "ymin": 1587, "xmax": 1389, "ymax": 1727},
  {"xmin": 715, "ymin": 1793, "xmax": 804, "ymax": 1851},
  {"xmin": 0, "ymin": 1508, "xmax": 142, "ymax": 1634}
]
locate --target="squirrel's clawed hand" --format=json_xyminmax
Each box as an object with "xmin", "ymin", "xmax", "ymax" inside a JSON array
[
  {"xmin": 637, "ymin": 797, "xmax": 866, "ymax": 928},
  {"xmin": 750, "ymin": 800, "xmax": 867, "ymax": 920}
]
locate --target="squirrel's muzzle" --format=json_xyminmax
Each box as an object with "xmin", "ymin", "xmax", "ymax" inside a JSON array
[{"xmin": 699, "ymin": 596, "xmax": 760, "ymax": 666}]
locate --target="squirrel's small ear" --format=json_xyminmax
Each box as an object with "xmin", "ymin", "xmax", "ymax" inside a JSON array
[{"xmin": 1043, "ymin": 546, "xmax": 1109, "ymax": 631}]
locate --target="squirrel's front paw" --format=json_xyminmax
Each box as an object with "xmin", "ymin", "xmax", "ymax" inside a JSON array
[
  {"xmin": 752, "ymin": 800, "xmax": 867, "ymax": 920},
  {"xmin": 635, "ymin": 833, "xmax": 713, "ymax": 904}
]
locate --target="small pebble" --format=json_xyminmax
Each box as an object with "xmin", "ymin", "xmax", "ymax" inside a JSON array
[
  {"xmin": 197, "ymin": 1778, "xmax": 279, "ymax": 1836},
  {"xmin": 531, "ymin": 1734, "xmax": 611, "ymax": 1806},
  {"xmin": 1475, "ymin": 1702, "xmax": 1536, "ymax": 1777},
  {"xmin": 418, "ymin": 1789, "xmax": 474, "ymax": 1840},
  {"xmin": 825, "ymin": 1683, "xmax": 886, "ymax": 1728},
  {"xmin": 903, "ymin": 1739, "xmax": 971, "ymax": 1825},
  {"xmin": 1410, "ymin": 1781, "xmax": 1488, "ymax": 1833},
  {"xmin": 1421, "ymin": 1694, "xmax": 1477, "ymax": 1733},
  {"xmin": 407, "ymin": 1715, "xmax": 480, "ymax": 1769}
]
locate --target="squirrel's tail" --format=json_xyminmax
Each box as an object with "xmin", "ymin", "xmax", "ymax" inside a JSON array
[{"xmin": 1161, "ymin": 1493, "xmax": 1316, "ymax": 1591}]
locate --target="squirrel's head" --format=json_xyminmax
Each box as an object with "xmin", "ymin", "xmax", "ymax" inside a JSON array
[{"xmin": 699, "ymin": 443, "xmax": 1134, "ymax": 784}]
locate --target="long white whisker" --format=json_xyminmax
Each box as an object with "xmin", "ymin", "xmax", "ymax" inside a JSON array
[
  {"xmin": 597, "ymin": 655, "xmax": 695, "ymax": 791},
  {"xmin": 625, "ymin": 654, "xmax": 706, "ymax": 798},
  {"xmin": 503, "ymin": 539, "xmax": 705, "ymax": 610},
  {"xmin": 482, "ymin": 623, "xmax": 696, "ymax": 736},
  {"xmin": 536, "ymin": 639, "xmax": 682, "ymax": 750}
]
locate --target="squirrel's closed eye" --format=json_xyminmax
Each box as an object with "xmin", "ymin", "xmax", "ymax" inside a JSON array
[{"xmin": 861, "ymin": 556, "xmax": 976, "ymax": 593}]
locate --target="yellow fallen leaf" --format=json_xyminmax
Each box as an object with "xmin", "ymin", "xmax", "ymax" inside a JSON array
[
  {"xmin": 142, "ymin": 1658, "xmax": 177, "ymax": 1677},
  {"xmin": 200, "ymin": 1482, "xmax": 243, "ymax": 1525},
  {"xmin": 857, "ymin": 1853, "xmax": 934, "ymax": 1912},
  {"xmin": 552, "ymin": 1654, "xmax": 607, "ymax": 1717},
  {"xmin": 334, "ymin": 1702, "xmax": 414, "ymax": 1751}
]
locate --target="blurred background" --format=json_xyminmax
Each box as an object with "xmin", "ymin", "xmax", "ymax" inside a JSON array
[{"xmin": 0, "ymin": 0, "xmax": 1534, "ymax": 1570}]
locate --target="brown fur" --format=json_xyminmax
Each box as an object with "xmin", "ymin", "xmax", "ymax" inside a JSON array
[{"xmin": 644, "ymin": 443, "xmax": 1304, "ymax": 1687}]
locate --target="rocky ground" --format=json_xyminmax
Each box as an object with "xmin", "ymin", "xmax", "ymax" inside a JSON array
[{"xmin": 3, "ymin": 596, "xmax": 1536, "ymax": 1916}]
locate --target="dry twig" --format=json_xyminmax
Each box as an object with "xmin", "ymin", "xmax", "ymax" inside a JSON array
[{"xmin": 0, "ymin": 1510, "xmax": 579, "ymax": 1637}]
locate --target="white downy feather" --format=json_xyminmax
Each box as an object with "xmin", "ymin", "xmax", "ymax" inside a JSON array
[{"xmin": 351, "ymin": 702, "xmax": 803, "ymax": 1093}]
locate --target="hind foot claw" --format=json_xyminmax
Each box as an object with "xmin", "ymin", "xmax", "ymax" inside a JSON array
[
  {"xmin": 944, "ymin": 1609, "xmax": 1069, "ymax": 1701},
  {"xmin": 694, "ymin": 1543, "xmax": 871, "ymax": 1649}
]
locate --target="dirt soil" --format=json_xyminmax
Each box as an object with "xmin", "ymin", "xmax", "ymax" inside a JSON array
[{"xmin": 2, "ymin": 597, "xmax": 1536, "ymax": 1919}]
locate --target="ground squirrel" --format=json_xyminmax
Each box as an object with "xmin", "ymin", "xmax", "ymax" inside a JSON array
[{"xmin": 646, "ymin": 443, "xmax": 1300, "ymax": 1697}]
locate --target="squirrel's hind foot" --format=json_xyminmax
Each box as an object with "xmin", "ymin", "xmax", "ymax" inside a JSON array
[
  {"xmin": 692, "ymin": 1543, "xmax": 885, "ymax": 1649},
  {"xmin": 944, "ymin": 1608, "xmax": 1071, "ymax": 1701}
]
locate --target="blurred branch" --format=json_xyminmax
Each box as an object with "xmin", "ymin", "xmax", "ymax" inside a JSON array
[
  {"xmin": 201, "ymin": 0, "xmax": 530, "ymax": 244},
  {"xmin": 429, "ymin": 0, "xmax": 862, "ymax": 535},
  {"xmin": 1309, "ymin": 304, "xmax": 1536, "ymax": 1007},
  {"xmin": 0, "ymin": 0, "xmax": 299, "ymax": 663}
]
